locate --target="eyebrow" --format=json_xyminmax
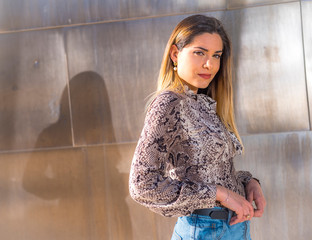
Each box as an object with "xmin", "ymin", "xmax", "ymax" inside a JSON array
[{"xmin": 195, "ymin": 47, "xmax": 223, "ymax": 53}]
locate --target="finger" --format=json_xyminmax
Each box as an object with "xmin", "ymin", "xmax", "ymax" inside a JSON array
[
  {"xmin": 254, "ymin": 209, "xmax": 264, "ymax": 217},
  {"xmin": 254, "ymin": 198, "xmax": 266, "ymax": 217},
  {"xmin": 232, "ymin": 207, "xmax": 253, "ymax": 225},
  {"xmin": 246, "ymin": 201, "xmax": 254, "ymax": 218},
  {"xmin": 247, "ymin": 190, "xmax": 254, "ymax": 204},
  {"xmin": 243, "ymin": 214, "xmax": 251, "ymax": 221},
  {"xmin": 254, "ymin": 201, "xmax": 264, "ymax": 217},
  {"xmin": 233, "ymin": 211, "xmax": 245, "ymax": 225},
  {"xmin": 230, "ymin": 215, "xmax": 239, "ymax": 226},
  {"xmin": 249, "ymin": 205, "xmax": 255, "ymax": 218},
  {"xmin": 254, "ymin": 197, "xmax": 265, "ymax": 212},
  {"xmin": 243, "ymin": 209, "xmax": 252, "ymax": 221}
]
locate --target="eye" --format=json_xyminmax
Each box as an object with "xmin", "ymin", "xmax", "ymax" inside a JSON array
[
  {"xmin": 194, "ymin": 51, "xmax": 205, "ymax": 56},
  {"xmin": 213, "ymin": 54, "xmax": 222, "ymax": 59}
]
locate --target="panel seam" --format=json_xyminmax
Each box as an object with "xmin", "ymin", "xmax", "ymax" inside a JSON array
[
  {"xmin": 0, "ymin": 1, "xmax": 299, "ymax": 35},
  {"xmin": 299, "ymin": 0, "xmax": 312, "ymax": 130},
  {"xmin": 63, "ymin": 30, "xmax": 76, "ymax": 146}
]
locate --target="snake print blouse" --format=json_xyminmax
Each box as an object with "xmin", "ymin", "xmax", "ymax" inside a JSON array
[{"xmin": 129, "ymin": 87, "xmax": 252, "ymax": 217}]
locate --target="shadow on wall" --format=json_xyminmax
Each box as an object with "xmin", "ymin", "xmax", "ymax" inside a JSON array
[
  {"xmin": 22, "ymin": 71, "xmax": 133, "ymax": 239},
  {"xmin": 69, "ymin": 71, "xmax": 115, "ymax": 145},
  {"xmin": 32, "ymin": 71, "xmax": 115, "ymax": 148}
]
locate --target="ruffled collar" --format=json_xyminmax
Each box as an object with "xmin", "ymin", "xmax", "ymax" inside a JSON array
[{"xmin": 183, "ymin": 85, "xmax": 217, "ymax": 111}]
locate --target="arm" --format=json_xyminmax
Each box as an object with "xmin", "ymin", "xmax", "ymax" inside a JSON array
[{"xmin": 129, "ymin": 92, "xmax": 216, "ymax": 217}]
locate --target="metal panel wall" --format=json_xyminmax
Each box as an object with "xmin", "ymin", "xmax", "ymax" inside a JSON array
[
  {"xmin": 0, "ymin": 148, "xmax": 92, "ymax": 240},
  {"xmin": 235, "ymin": 132, "xmax": 312, "ymax": 239},
  {"xmin": 0, "ymin": 0, "xmax": 312, "ymax": 240},
  {"xmin": 224, "ymin": 2, "xmax": 309, "ymax": 135},
  {"xmin": 0, "ymin": 30, "xmax": 72, "ymax": 151},
  {"xmin": 0, "ymin": 0, "xmax": 226, "ymax": 32},
  {"xmin": 228, "ymin": 0, "xmax": 297, "ymax": 9},
  {"xmin": 0, "ymin": 0, "xmax": 86, "ymax": 32},
  {"xmin": 302, "ymin": 1, "xmax": 312, "ymax": 129}
]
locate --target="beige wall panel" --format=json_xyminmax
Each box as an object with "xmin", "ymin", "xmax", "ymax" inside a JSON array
[
  {"xmin": 80, "ymin": 146, "xmax": 110, "ymax": 240},
  {"xmin": 0, "ymin": 0, "xmax": 226, "ymax": 32},
  {"xmin": 228, "ymin": 0, "xmax": 297, "ymax": 9},
  {"xmin": 235, "ymin": 131, "xmax": 312, "ymax": 239},
  {"xmin": 86, "ymin": 144, "xmax": 158, "ymax": 239},
  {"xmin": 65, "ymin": 21, "xmax": 154, "ymax": 144},
  {"xmin": 88, "ymin": 0, "xmax": 226, "ymax": 23},
  {"xmin": 119, "ymin": 0, "xmax": 226, "ymax": 17},
  {"xmin": 154, "ymin": 214, "xmax": 177, "ymax": 239},
  {"xmin": 65, "ymin": 12, "xmax": 224, "ymax": 144},
  {"xmin": 302, "ymin": 1, "xmax": 312, "ymax": 129},
  {"xmin": 0, "ymin": 0, "xmax": 89, "ymax": 32},
  {"xmin": 224, "ymin": 3, "xmax": 309, "ymax": 135},
  {"xmin": 0, "ymin": 148, "xmax": 91, "ymax": 240},
  {"xmin": 68, "ymin": 71, "xmax": 115, "ymax": 145},
  {"xmin": 0, "ymin": 30, "xmax": 72, "ymax": 152}
]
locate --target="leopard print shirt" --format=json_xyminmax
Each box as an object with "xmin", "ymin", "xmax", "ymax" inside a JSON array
[{"xmin": 129, "ymin": 88, "xmax": 252, "ymax": 217}]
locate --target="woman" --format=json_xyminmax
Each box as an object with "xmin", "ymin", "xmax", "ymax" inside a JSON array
[{"xmin": 129, "ymin": 15, "xmax": 266, "ymax": 239}]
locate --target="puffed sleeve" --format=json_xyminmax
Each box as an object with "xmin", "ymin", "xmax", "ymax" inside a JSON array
[
  {"xmin": 236, "ymin": 170, "xmax": 253, "ymax": 187},
  {"xmin": 129, "ymin": 91, "xmax": 216, "ymax": 217}
]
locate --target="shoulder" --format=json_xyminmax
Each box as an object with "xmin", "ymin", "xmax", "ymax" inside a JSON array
[{"xmin": 148, "ymin": 90, "xmax": 183, "ymax": 113}]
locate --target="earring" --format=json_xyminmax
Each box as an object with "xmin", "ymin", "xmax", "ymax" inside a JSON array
[{"xmin": 173, "ymin": 62, "xmax": 177, "ymax": 71}]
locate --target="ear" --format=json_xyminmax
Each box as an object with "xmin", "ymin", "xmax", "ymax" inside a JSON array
[{"xmin": 169, "ymin": 44, "xmax": 179, "ymax": 63}]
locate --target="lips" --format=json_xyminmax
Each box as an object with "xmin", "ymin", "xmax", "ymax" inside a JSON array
[{"xmin": 198, "ymin": 74, "xmax": 212, "ymax": 79}]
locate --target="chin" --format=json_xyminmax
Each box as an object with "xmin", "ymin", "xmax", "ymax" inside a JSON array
[{"xmin": 197, "ymin": 82, "xmax": 211, "ymax": 89}]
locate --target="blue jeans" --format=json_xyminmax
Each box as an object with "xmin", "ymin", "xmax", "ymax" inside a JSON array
[{"xmin": 171, "ymin": 208, "xmax": 251, "ymax": 240}]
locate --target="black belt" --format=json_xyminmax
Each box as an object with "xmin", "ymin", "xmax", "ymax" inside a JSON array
[{"xmin": 192, "ymin": 208, "xmax": 230, "ymax": 220}]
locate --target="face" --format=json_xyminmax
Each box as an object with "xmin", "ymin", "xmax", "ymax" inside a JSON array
[{"xmin": 170, "ymin": 33, "xmax": 223, "ymax": 93}]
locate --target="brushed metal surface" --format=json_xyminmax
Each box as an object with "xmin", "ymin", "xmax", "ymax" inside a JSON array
[
  {"xmin": 223, "ymin": 2, "xmax": 309, "ymax": 135},
  {"xmin": 69, "ymin": 71, "xmax": 116, "ymax": 146},
  {"xmin": 0, "ymin": 0, "xmax": 82, "ymax": 31},
  {"xmin": 88, "ymin": 0, "xmax": 227, "ymax": 21},
  {"xmin": 0, "ymin": 29, "xmax": 72, "ymax": 152},
  {"xmin": 154, "ymin": 214, "xmax": 177, "ymax": 239},
  {"xmin": 302, "ymin": 1, "xmax": 312, "ymax": 129},
  {"xmin": 0, "ymin": 148, "xmax": 92, "ymax": 240},
  {"xmin": 65, "ymin": 21, "xmax": 157, "ymax": 144},
  {"xmin": 86, "ymin": 143, "xmax": 157, "ymax": 240},
  {"xmin": 0, "ymin": 0, "xmax": 226, "ymax": 32},
  {"xmin": 235, "ymin": 131, "xmax": 312, "ymax": 240},
  {"xmin": 228, "ymin": 0, "xmax": 297, "ymax": 9},
  {"xmin": 65, "ymin": 12, "xmax": 225, "ymax": 144}
]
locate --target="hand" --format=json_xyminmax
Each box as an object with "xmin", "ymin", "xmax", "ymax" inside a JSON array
[
  {"xmin": 245, "ymin": 178, "xmax": 266, "ymax": 217},
  {"xmin": 216, "ymin": 185, "xmax": 254, "ymax": 225}
]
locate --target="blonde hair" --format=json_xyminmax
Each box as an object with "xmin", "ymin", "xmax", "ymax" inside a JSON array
[{"xmin": 155, "ymin": 15, "xmax": 243, "ymax": 147}]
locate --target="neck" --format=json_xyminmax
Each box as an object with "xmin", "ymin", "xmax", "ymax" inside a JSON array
[{"xmin": 181, "ymin": 81, "xmax": 198, "ymax": 93}]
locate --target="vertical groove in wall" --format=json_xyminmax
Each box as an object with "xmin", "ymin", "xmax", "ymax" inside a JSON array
[
  {"xmin": 102, "ymin": 146, "xmax": 112, "ymax": 238},
  {"xmin": 299, "ymin": 0, "xmax": 312, "ymax": 130},
  {"xmin": 63, "ymin": 31, "xmax": 76, "ymax": 147},
  {"xmin": 82, "ymin": 147, "xmax": 95, "ymax": 240},
  {"xmin": 152, "ymin": 213, "xmax": 159, "ymax": 240}
]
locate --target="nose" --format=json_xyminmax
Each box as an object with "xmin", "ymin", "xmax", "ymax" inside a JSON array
[{"xmin": 203, "ymin": 58, "xmax": 213, "ymax": 70}]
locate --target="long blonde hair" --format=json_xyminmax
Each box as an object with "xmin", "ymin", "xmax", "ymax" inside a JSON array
[{"xmin": 155, "ymin": 15, "xmax": 243, "ymax": 146}]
